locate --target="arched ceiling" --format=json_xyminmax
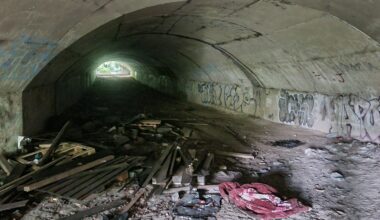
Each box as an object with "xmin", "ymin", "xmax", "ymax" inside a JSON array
[{"xmin": 1, "ymin": 0, "xmax": 380, "ymax": 96}]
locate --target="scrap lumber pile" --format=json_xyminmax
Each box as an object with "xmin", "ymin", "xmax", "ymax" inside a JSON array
[{"xmin": 0, "ymin": 114, "xmax": 258, "ymax": 219}]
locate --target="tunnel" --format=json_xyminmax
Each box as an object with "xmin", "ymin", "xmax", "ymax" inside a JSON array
[
  {"xmin": 0, "ymin": 0, "xmax": 379, "ymax": 151},
  {"xmin": 1, "ymin": 0, "xmax": 380, "ymax": 219}
]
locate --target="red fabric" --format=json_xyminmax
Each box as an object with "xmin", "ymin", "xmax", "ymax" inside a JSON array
[{"xmin": 219, "ymin": 182, "xmax": 311, "ymax": 220}]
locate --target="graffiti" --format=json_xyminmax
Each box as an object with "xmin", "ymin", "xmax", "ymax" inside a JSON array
[
  {"xmin": 0, "ymin": 35, "xmax": 57, "ymax": 81},
  {"xmin": 333, "ymin": 95, "xmax": 380, "ymax": 142},
  {"xmin": 278, "ymin": 90, "xmax": 314, "ymax": 127},
  {"xmin": 197, "ymin": 82, "xmax": 254, "ymax": 113}
]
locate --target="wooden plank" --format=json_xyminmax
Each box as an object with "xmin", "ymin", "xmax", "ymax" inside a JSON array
[
  {"xmin": 152, "ymin": 150, "xmax": 172, "ymax": 185},
  {"xmin": 214, "ymin": 151, "xmax": 255, "ymax": 159},
  {"xmin": 67, "ymin": 162, "xmax": 129, "ymax": 179},
  {"xmin": 118, "ymin": 187, "xmax": 147, "ymax": 214},
  {"xmin": 43, "ymin": 178, "xmax": 76, "ymax": 193},
  {"xmin": 32, "ymin": 152, "xmax": 112, "ymax": 181},
  {"xmin": 0, "ymin": 200, "xmax": 28, "ymax": 212},
  {"xmin": 0, "ymin": 151, "xmax": 12, "ymax": 176},
  {"xmin": 39, "ymin": 121, "xmax": 72, "ymax": 165},
  {"xmin": 177, "ymin": 147, "xmax": 192, "ymax": 166},
  {"xmin": 55, "ymin": 174, "xmax": 98, "ymax": 196},
  {"xmin": 168, "ymin": 148, "xmax": 178, "ymax": 176},
  {"xmin": 141, "ymin": 146, "xmax": 174, "ymax": 188},
  {"xmin": 42, "ymin": 157, "xmax": 125, "ymax": 193},
  {"xmin": 0, "ymin": 191, "xmax": 17, "ymax": 204},
  {"xmin": 4, "ymin": 163, "xmax": 26, "ymax": 183},
  {"xmin": 198, "ymin": 153, "xmax": 214, "ymax": 176},
  {"xmin": 172, "ymin": 165, "xmax": 186, "ymax": 187},
  {"xmin": 64, "ymin": 170, "xmax": 114, "ymax": 197},
  {"xmin": 73, "ymin": 168, "xmax": 126, "ymax": 199},
  {"xmin": 64, "ymin": 160, "xmax": 133, "ymax": 199},
  {"xmin": 0, "ymin": 157, "xmax": 66, "ymax": 196},
  {"xmin": 23, "ymin": 155, "xmax": 114, "ymax": 192}
]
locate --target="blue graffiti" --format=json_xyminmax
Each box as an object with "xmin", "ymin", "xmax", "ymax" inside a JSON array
[{"xmin": 0, "ymin": 35, "xmax": 57, "ymax": 81}]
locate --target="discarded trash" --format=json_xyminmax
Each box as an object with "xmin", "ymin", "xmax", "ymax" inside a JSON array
[
  {"xmin": 330, "ymin": 171, "xmax": 345, "ymax": 181},
  {"xmin": 219, "ymin": 182, "xmax": 311, "ymax": 220},
  {"xmin": 174, "ymin": 189, "xmax": 221, "ymax": 218}
]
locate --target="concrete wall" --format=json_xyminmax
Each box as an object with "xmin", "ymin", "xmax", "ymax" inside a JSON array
[
  {"xmin": 262, "ymin": 89, "xmax": 380, "ymax": 143},
  {"xmin": 0, "ymin": 92, "xmax": 22, "ymax": 152},
  {"xmin": 2, "ymin": 0, "xmax": 380, "ymax": 151},
  {"xmin": 135, "ymin": 74, "xmax": 380, "ymax": 143}
]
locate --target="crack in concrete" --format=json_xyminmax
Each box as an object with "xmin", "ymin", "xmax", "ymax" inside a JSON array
[
  {"xmin": 171, "ymin": 14, "xmax": 262, "ymax": 36},
  {"xmin": 177, "ymin": 51, "xmax": 213, "ymax": 81},
  {"xmin": 226, "ymin": 0, "xmax": 261, "ymax": 17},
  {"xmin": 214, "ymin": 32, "xmax": 263, "ymax": 46},
  {"xmin": 119, "ymin": 32, "xmax": 265, "ymax": 88},
  {"xmin": 166, "ymin": 15, "xmax": 185, "ymax": 34},
  {"xmin": 151, "ymin": 0, "xmax": 192, "ymax": 33},
  {"xmin": 93, "ymin": 0, "xmax": 114, "ymax": 13}
]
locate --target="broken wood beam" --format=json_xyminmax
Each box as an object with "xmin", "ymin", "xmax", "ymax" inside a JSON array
[
  {"xmin": 152, "ymin": 150, "xmax": 172, "ymax": 185},
  {"xmin": 118, "ymin": 187, "xmax": 148, "ymax": 214},
  {"xmin": 0, "ymin": 151, "xmax": 13, "ymax": 176},
  {"xmin": 141, "ymin": 146, "xmax": 174, "ymax": 187},
  {"xmin": 73, "ymin": 167, "xmax": 126, "ymax": 199},
  {"xmin": 214, "ymin": 151, "xmax": 255, "ymax": 159},
  {"xmin": 23, "ymin": 155, "xmax": 114, "ymax": 192},
  {"xmin": 168, "ymin": 147, "xmax": 177, "ymax": 176},
  {"xmin": 177, "ymin": 147, "xmax": 192, "ymax": 166},
  {"xmin": 39, "ymin": 121, "xmax": 72, "ymax": 165},
  {"xmin": 4, "ymin": 163, "xmax": 26, "ymax": 183},
  {"xmin": 199, "ymin": 153, "xmax": 214, "ymax": 175},
  {"xmin": 0, "ymin": 200, "xmax": 28, "ymax": 212},
  {"xmin": 0, "ymin": 157, "xmax": 66, "ymax": 196}
]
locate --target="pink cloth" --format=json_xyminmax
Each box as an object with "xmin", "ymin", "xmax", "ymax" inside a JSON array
[{"xmin": 219, "ymin": 182, "xmax": 311, "ymax": 220}]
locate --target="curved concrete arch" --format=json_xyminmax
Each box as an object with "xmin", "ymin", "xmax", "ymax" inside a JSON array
[{"xmin": 0, "ymin": 0, "xmax": 379, "ymax": 152}]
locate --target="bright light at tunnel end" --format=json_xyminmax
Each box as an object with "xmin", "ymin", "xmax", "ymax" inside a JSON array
[{"xmin": 95, "ymin": 61, "xmax": 133, "ymax": 78}]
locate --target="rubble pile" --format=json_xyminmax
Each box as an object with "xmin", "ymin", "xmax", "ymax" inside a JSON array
[{"xmin": 0, "ymin": 112, "xmax": 310, "ymax": 220}]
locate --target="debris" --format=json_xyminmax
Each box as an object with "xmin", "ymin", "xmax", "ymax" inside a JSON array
[
  {"xmin": 39, "ymin": 121, "xmax": 72, "ymax": 165},
  {"xmin": 225, "ymin": 125, "xmax": 252, "ymax": 147},
  {"xmin": 23, "ymin": 155, "xmax": 115, "ymax": 192},
  {"xmin": 141, "ymin": 146, "xmax": 174, "ymax": 188},
  {"xmin": 181, "ymin": 127, "xmax": 193, "ymax": 138},
  {"xmin": 116, "ymin": 171, "xmax": 130, "ymax": 182},
  {"xmin": 0, "ymin": 200, "xmax": 29, "ymax": 212},
  {"xmin": 330, "ymin": 171, "xmax": 345, "ymax": 181},
  {"xmin": 173, "ymin": 189, "xmax": 221, "ymax": 218},
  {"xmin": 0, "ymin": 157, "xmax": 66, "ymax": 196},
  {"xmin": 60, "ymin": 198, "xmax": 127, "ymax": 220},
  {"xmin": 0, "ymin": 150, "xmax": 13, "ymax": 176},
  {"xmin": 215, "ymin": 150, "xmax": 255, "ymax": 159},
  {"xmin": 198, "ymin": 153, "xmax": 214, "ymax": 176},
  {"xmin": 272, "ymin": 139, "xmax": 304, "ymax": 148},
  {"xmin": 16, "ymin": 142, "xmax": 95, "ymax": 165},
  {"xmin": 118, "ymin": 186, "xmax": 153, "ymax": 215},
  {"xmin": 219, "ymin": 182, "xmax": 311, "ymax": 219}
]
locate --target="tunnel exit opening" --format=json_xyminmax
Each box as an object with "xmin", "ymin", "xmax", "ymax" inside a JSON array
[{"xmin": 95, "ymin": 61, "xmax": 132, "ymax": 78}]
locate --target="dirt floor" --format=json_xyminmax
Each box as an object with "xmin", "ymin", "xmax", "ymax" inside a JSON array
[{"xmin": 22, "ymin": 78, "xmax": 380, "ymax": 219}]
